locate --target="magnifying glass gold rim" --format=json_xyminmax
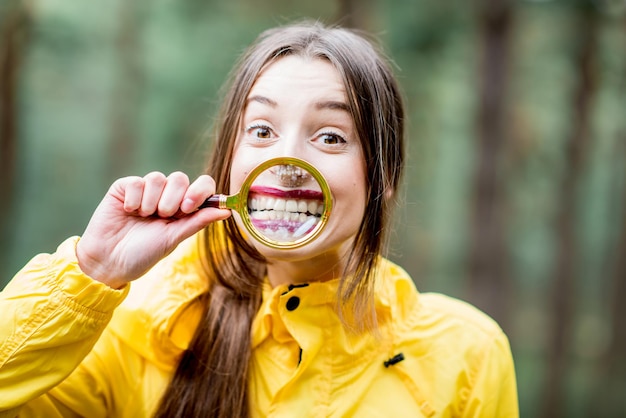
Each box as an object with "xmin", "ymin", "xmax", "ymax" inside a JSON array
[{"xmin": 213, "ymin": 157, "xmax": 333, "ymax": 249}]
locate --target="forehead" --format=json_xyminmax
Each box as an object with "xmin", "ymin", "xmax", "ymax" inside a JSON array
[{"xmin": 248, "ymin": 55, "xmax": 347, "ymax": 101}]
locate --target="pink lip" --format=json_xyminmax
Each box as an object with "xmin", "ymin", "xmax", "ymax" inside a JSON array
[{"xmin": 249, "ymin": 186, "xmax": 323, "ymax": 200}]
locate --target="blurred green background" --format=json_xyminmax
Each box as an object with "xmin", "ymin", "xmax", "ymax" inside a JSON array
[{"xmin": 1, "ymin": 0, "xmax": 624, "ymax": 417}]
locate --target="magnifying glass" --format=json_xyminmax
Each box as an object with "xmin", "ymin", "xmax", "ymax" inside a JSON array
[{"xmin": 199, "ymin": 157, "xmax": 333, "ymax": 249}]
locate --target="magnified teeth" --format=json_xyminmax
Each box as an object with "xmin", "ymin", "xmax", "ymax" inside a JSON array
[
  {"xmin": 255, "ymin": 210, "xmax": 270, "ymax": 220},
  {"xmin": 286, "ymin": 200, "xmax": 298, "ymax": 212},
  {"xmin": 249, "ymin": 196, "xmax": 323, "ymax": 215},
  {"xmin": 248, "ymin": 194, "xmax": 324, "ymax": 242},
  {"xmin": 273, "ymin": 199, "xmax": 286, "ymax": 211}
]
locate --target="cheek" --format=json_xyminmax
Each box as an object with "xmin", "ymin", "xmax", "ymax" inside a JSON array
[
  {"xmin": 331, "ymin": 171, "xmax": 367, "ymax": 213},
  {"xmin": 229, "ymin": 162, "xmax": 249, "ymax": 194},
  {"xmin": 352, "ymin": 165, "xmax": 368, "ymax": 203},
  {"xmin": 229, "ymin": 147, "xmax": 255, "ymax": 194},
  {"xmin": 230, "ymin": 140, "xmax": 269, "ymax": 194}
]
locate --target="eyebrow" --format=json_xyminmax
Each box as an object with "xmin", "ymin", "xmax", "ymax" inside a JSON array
[
  {"xmin": 246, "ymin": 95, "xmax": 349, "ymax": 112},
  {"xmin": 315, "ymin": 100, "xmax": 349, "ymax": 112},
  {"xmin": 247, "ymin": 95, "xmax": 278, "ymax": 107}
]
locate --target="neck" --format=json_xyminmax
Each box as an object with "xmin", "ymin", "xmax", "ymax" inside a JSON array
[{"xmin": 266, "ymin": 251, "xmax": 349, "ymax": 287}]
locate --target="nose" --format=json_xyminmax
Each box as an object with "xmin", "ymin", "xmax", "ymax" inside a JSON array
[
  {"xmin": 267, "ymin": 131, "xmax": 311, "ymax": 187},
  {"xmin": 275, "ymin": 128, "xmax": 307, "ymax": 160}
]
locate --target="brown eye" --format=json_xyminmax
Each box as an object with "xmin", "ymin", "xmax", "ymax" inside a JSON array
[
  {"xmin": 256, "ymin": 127, "xmax": 271, "ymax": 139},
  {"xmin": 321, "ymin": 133, "xmax": 345, "ymax": 145},
  {"xmin": 246, "ymin": 124, "xmax": 273, "ymax": 140}
]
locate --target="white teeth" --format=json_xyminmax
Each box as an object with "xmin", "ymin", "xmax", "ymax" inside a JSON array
[
  {"xmin": 249, "ymin": 196, "xmax": 323, "ymax": 218},
  {"xmin": 285, "ymin": 199, "xmax": 298, "ymax": 212},
  {"xmin": 273, "ymin": 199, "xmax": 286, "ymax": 211}
]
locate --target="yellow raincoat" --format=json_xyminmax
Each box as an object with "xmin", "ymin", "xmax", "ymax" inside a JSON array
[{"xmin": 0, "ymin": 235, "xmax": 518, "ymax": 417}]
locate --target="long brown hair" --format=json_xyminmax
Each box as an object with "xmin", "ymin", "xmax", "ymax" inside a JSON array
[{"xmin": 155, "ymin": 21, "xmax": 405, "ymax": 417}]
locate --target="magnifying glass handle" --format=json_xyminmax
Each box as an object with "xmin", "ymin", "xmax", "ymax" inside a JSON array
[
  {"xmin": 199, "ymin": 194, "xmax": 226, "ymax": 209},
  {"xmin": 170, "ymin": 195, "xmax": 224, "ymax": 219}
]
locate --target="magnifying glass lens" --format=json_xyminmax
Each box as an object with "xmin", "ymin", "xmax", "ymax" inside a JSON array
[
  {"xmin": 201, "ymin": 157, "xmax": 332, "ymax": 249},
  {"xmin": 247, "ymin": 165, "xmax": 325, "ymax": 243}
]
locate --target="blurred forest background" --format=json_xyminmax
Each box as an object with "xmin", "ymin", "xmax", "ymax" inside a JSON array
[{"xmin": 1, "ymin": 0, "xmax": 624, "ymax": 416}]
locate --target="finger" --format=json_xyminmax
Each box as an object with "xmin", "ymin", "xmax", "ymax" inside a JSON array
[
  {"xmin": 157, "ymin": 172, "xmax": 190, "ymax": 217},
  {"xmin": 138, "ymin": 172, "xmax": 167, "ymax": 216},
  {"xmin": 179, "ymin": 174, "xmax": 218, "ymax": 214},
  {"xmin": 116, "ymin": 176, "xmax": 145, "ymax": 213},
  {"xmin": 167, "ymin": 206, "xmax": 232, "ymax": 242}
]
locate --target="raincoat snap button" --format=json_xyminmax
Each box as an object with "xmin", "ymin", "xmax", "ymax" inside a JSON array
[{"xmin": 286, "ymin": 296, "xmax": 300, "ymax": 311}]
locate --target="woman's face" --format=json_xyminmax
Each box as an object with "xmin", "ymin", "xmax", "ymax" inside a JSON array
[{"xmin": 229, "ymin": 55, "xmax": 367, "ymax": 264}]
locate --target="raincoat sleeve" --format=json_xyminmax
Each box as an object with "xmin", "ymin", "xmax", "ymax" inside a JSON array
[
  {"xmin": 0, "ymin": 237, "xmax": 129, "ymax": 417},
  {"xmin": 461, "ymin": 330, "xmax": 519, "ymax": 418}
]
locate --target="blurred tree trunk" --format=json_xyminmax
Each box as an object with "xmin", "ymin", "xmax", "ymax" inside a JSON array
[
  {"xmin": 540, "ymin": 4, "xmax": 598, "ymax": 418},
  {"xmin": 600, "ymin": 139, "xmax": 626, "ymax": 416},
  {"xmin": 108, "ymin": 2, "xmax": 143, "ymax": 177},
  {"xmin": 467, "ymin": 0, "xmax": 514, "ymax": 326},
  {"xmin": 335, "ymin": 0, "xmax": 371, "ymax": 29},
  {"xmin": 0, "ymin": 2, "xmax": 31, "ymax": 275},
  {"xmin": 591, "ymin": 126, "xmax": 626, "ymax": 417}
]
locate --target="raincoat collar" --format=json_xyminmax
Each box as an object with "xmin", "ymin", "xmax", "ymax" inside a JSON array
[
  {"xmin": 110, "ymin": 233, "xmax": 420, "ymax": 371},
  {"xmin": 250, "ymin": 260, "xmax": 421, "ymax": 350}
]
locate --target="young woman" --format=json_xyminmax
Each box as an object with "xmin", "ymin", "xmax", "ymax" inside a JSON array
[{"xmin": 0, "ymin": 22, "xmax": 518, "ymax": 417}]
